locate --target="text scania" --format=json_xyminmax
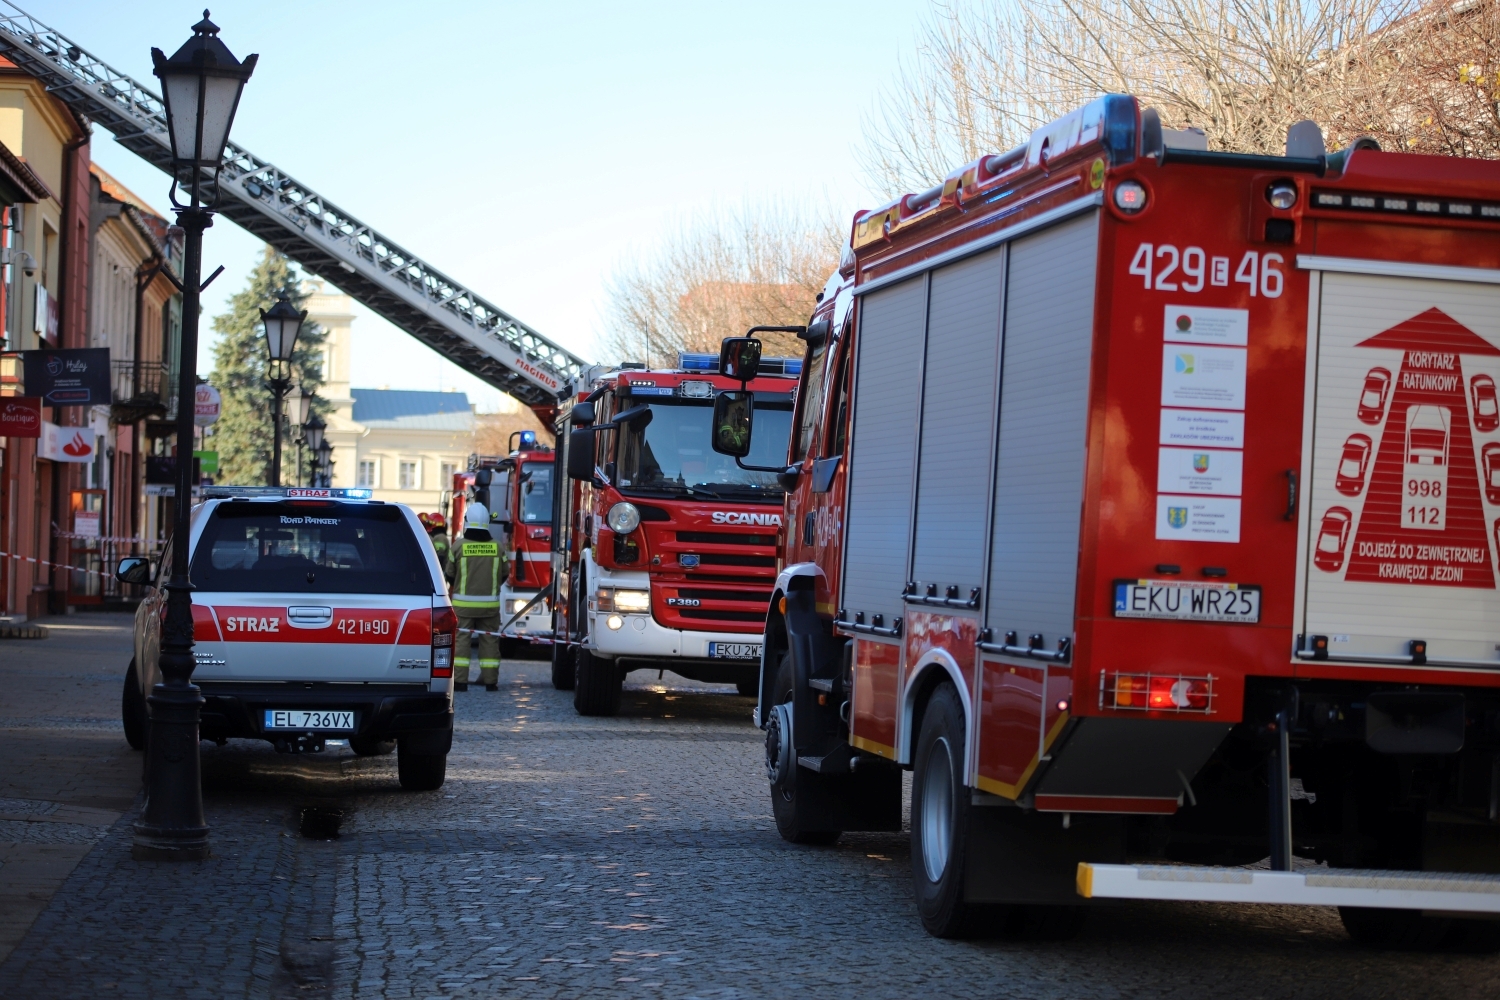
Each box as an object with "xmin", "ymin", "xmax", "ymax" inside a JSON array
[{"xmin": 710, "ymin": 511, "xmax": 783, "ymax": 526}]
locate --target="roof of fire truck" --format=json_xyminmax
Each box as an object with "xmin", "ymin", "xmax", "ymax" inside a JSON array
[
  {"xmin": 569, "ymin": 352, "xmax": 802, "ymax": 400},
  {"xmin": 849, "ymin": 93, "xmax": 1500, "ymax": 263}
]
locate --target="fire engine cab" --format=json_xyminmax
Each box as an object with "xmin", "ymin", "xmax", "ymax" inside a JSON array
[
  {"xmin": 449, "ymin": 434, "xmax": 555, "ymax": 656},
  {"xmin": 550, "ymin": 353, "xmax": 799, "ymax": 716},
  {"xmin": 718, "ymin": 94, "xmax": 1500, "ymax": 946}
]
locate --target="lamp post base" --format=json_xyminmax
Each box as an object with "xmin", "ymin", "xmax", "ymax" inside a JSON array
[{"xmin": 132, "ymin": 682, "xmax": 210, "ymax": 862}]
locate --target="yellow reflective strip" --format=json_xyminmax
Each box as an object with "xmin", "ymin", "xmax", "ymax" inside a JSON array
[
  {"xmin": 850, "ymin": 734, "xmax": 896, "ymax": 759},
  {"xmin": 1076, "ymin": 863, "xmax": 1094, "ymax": 898}
]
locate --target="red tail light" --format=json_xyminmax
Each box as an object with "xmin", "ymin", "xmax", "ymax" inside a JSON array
[
  {"xmin": 431, "ymin": 604, "xmax": 457, "ymax": 678},
  {"xmin": 1109, "ymin": 673, "xmax": 1213, "ymax": 712}
]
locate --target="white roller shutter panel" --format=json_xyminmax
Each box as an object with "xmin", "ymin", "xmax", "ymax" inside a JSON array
[
  {"xmin": 986, "ymin": 212, "xmax": 1099, "ymax": 644},
  {"xmin": 840, "ymin": 276, "xmax": 928, "ymax": 628}
]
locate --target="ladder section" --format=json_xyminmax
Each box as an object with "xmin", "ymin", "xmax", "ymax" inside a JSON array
[{"xmin": 0, "ymin": 2, "xmax": 587, "ymax": 417}]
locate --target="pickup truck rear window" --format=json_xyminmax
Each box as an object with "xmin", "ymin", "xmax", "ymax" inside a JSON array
[{"xmin": 190, "ymin": 502, "xmax": 433, "ymax": 595}]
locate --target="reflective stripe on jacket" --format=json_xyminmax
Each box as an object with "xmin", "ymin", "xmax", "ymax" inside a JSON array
[{"xmin": 448, "ymin": 540, "xmax": 503, "ymax": 609}]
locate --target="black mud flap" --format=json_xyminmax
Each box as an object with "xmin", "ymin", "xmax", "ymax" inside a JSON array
[
  {"xmin": 963, "ymin": 807, "xmax": 1126, "ymax": 905},
  {"xmin": 792, "ymin": 758, "xmax": 904, "ymax": 833}
]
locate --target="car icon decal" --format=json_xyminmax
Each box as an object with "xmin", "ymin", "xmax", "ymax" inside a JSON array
[
  {"xmin": 1334, "ymin": 433, "xmax": 1373, "ymax": 496},
  {"xmin": 1472, "ymin": 374, "xmax": 1498, "ymax": 433},
  {"xmin": 1483, "ymin": 442, "xmax": 1500, "ymax": 506},
  {"xmin": 1314, "ymin": 506, "xmax": 1354, "ymax": 573},
  {"xmin": 1356, "ymin": 367, "xmax": 1392, "ymax": 424}
]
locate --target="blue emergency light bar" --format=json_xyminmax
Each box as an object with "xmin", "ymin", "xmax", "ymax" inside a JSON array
[
  {"xmin": 520, "ymin": 430, "xmax": 537, "ymax": 446},
  {"xmin": 200, "ymin": 486, "xmax": 376, "ymax": 500},
  {"xmin": 675, "ymin": 353, "xmax": 803, "ymax": 377}
]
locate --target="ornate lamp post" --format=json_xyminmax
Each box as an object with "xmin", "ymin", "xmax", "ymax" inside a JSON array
[
  {"xmin": 315, "ymin": 437, "xmax": 333, "ymax": 487},
  {"xmin": 302, "ymin": 410, "xmax": 326, "ymax": 487},
  {"xmin": 288, "ymin": 386, "xmax": 314, "ymax": 485},
  {"xmin": 260, "ymin": 295, "xmax": 305, "ymax": 487},
  {"xmin": 136, "ymin": 10, "xmax": 256, "ymax": 862}
]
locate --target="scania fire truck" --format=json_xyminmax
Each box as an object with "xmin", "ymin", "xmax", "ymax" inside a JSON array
[
  {"xmin": 449, "ymin": 434, "xmax": 555, "ymax": 655},
  {"xmin": 719, "ymin": 94, "xmax": 1500, "ymax": 946},
  {"xmin": 550, "ymin": 354, "xmax": 799, "ymax": 716}
]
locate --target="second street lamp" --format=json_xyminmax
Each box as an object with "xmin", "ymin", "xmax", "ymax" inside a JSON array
[
  {"xmin": 260, "ymin": 295, "xmax": 305, "ymax": 487},
  {"xmin": 135, "ymin": 10, "xmax": 256, "ymax": 863},
  {"xmin": 288, "ymin": 386, "xmax": 314, "ymax": 485},
  {"xmin": 315, "ymin": 438, "xmax": 333, "ymax": 488}
]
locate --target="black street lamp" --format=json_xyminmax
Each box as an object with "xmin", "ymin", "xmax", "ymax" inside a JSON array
[
  {"xmin": 261, "ymin": 295, "xmax": 306, "ymax": 487},
  {"xmin": 315, "ymin": 438, "xmax": 333, "ymax": 488},
  {"xmin": 288, "ymin": 386, "xmax": 314, "ymax": 485},
  {"xmin": 135, "ymin": 10, "xmax": 255, "ymax": 863}
]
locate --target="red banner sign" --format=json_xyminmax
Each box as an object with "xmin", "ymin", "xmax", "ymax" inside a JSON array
[{"xmin": 0, "ymin": 396, "xmax": 41, "ymax": 438}]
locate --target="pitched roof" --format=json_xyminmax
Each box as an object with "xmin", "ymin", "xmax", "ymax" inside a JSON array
[{"xmin": 351, "ymin": 388, "xmax": 473, "ymax": 423}]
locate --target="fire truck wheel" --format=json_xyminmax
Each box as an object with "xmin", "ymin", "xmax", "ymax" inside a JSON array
[
  {"xmin": 768, "ymin": 652, "xmax": 840, "ymax": 846},
  {"xmin": 911, "ymin": 683, "xmax": 977, "ymax": 937},
  {"xmin": 574, "ymin": 646, "xmax": 622, "ymax": 716},
  {"xmin": 550, "ymin": 642, "xmax": 576, "ymax": 690},
  {"xmin": 1339, "ymin": 907, "xmax": 1500, "ymax": 952},
  {"xmin": 122, "ymin": 659, "xmax": 146, "ymax": 751}
]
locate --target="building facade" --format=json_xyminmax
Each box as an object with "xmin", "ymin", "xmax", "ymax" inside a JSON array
[
  {"xmin": 306, "ymin": 280, "xmax": 474, "ymax": 515},
  {"xmin": 0, "ymin": 55, "xmax": 92, "ymax": 620}
]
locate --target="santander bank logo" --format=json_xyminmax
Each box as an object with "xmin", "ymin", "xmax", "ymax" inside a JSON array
[
  {"xmin": 62, "ymin": 431, "xmax": 92, "ymax": 457},
  {"xmin": 710, "ymin": 511, "xmax": 782, "ymax": 526}
]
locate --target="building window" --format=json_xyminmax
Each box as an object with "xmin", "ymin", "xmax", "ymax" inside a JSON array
[
  {"xmin": 440, "ymin": 462, "xmax": 456, "ymax": 486},
  {"xmin": 399, "ymin": 461, "xmax": 418, "ymax": 490},
  {"xmin": 357, "ymin": 460, "xmax": 377, "ymax": 488}
]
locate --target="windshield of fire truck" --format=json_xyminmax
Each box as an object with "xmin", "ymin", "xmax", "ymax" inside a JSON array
[
  {"xmin": 615, "ymin": 397, "xmax": 793, "ymax": 499},
  {"xmin": 519, "ymin": 465, "xmax": 552, "ymax": 524}
]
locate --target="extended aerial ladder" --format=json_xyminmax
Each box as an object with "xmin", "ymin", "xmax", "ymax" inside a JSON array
[{"xmin": 0, "ymin": 2, "xmax": 588, "ymax": 422}]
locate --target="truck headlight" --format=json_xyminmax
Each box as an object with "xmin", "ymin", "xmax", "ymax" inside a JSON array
[
  {"xmin": 607, "ymin": 502, "xmax": 641, "ymax": 534},
  {"xmin": 613, "ymin": 589, "xmax": 650, "ymax": 612}
]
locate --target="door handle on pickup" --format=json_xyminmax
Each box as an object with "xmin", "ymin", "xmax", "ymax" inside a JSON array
[{"xmin": 287, "ymin": 606, "xmax": 333, "ymax": 627}]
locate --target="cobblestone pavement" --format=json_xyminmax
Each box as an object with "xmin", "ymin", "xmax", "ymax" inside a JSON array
[{"xmin": 1, "ymin": 649, "xmax": 1498, "ymax": 999}]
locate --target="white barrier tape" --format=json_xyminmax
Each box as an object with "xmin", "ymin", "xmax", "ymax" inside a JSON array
[
  {"xmin": 1, "ymin": 549, "xmax": 121, "ymax": 581},
  {"xmin": 457, "ymin": 626, "xmax": 556, "ymax": 644},
  {"xmin": 53, "ymin": 531, "xmax": 154, "ymax": 544}
]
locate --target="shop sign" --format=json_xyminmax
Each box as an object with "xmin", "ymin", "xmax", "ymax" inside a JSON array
[
  {"xmin": 0, "ymin": 396, "xmax": 41, "ymax": 437},
  {"xmin": 38, "ymin": 421, "xmax": 95, "ymax": 463},
  {"xmin": 22, "ymin": 348, "xmax": 111, "ymax": 406}
]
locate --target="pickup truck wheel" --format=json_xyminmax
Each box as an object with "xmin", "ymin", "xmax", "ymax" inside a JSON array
[
  {"xmin": 121, "ymin": 659, "xmax": 146, "ymax": 751},
  {"xmin": 349, "ymin": 736, "xmax": 395, "ymax": 756},
  {"xmin": 396, "ymin": 749, "xmax": 447, "ymax": 791},
  {"xmin": 911, "ymin": 683, "xmax": 977, "ymax": 937},
  {"xmin": 551, "ymin": 641, "xmax": 575, "ymax": 691},
  {"xmin": 573, "ymin": 646, "xmax": 621, "ymax": 716},
  {"xmin": 768, "ymin": 651, "xmax": 840, "ymax": 846}
]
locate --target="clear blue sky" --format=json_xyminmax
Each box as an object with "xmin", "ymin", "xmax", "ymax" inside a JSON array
[{"xmin": 24, "ymin": 0, "xmax": 933, "ymax": 410}]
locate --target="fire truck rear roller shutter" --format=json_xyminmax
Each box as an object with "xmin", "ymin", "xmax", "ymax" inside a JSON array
[
  {"xmin": 912, "ymin": 247, "xmax": 1006, "ymax": 601},
  {"xmin": 986, "ymin": 211, "xmax": 1100, "ymax": 642},
  {"xmin": 841, "ymin": 275, "xmax": 929, "ymax": 627}
]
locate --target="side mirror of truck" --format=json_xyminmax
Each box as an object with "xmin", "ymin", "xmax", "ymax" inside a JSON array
[
  {"xmin": 711, "ymin": 390, "xmax": 754, "ymax": 458},
  {"xmin": 116, "ymin": 556, "xmax": 151, "ymax": 586},
  {"xmin": 566, "ymin": 428, "xmax": 595, "ymax": 481},
  {"xmin": 718, "ymin": 337, "xmax": 763, "ymax": 382},
  {"xmin": 570, "ymin": 401, "xmax": 596, "ymax": 426},
  {"xmin": 611, "ymin": 404, "xmax": 653, "ymax": 430}
]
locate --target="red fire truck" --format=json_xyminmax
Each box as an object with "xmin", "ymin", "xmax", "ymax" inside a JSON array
[
  {"xmin": 550, "ymin": 354, "xmax": 800, "ymax": 715},
  {"xmin": 716, "ymin": 94, "xmax": 1500, "ymax": 945},
  {"xmin": 448, "ymin": 432, "xmax": 555, "ymax": 656}
]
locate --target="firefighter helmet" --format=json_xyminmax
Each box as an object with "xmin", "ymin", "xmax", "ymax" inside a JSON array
[
  {"xmin": 464, "ymin": 502, "xmax": 490, "ymax": 529},
  {"xmin": 428, "ymin": 512, "xmax": 446, "ymax": 531}
]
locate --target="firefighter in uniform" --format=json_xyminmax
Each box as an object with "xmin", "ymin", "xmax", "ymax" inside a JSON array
[
  {"xmin": 445, "ymin": 503, "xmax": 505, "ymax": 691},
  {"xmin": 425, "ymin": 512, "xmax": 450, "ymax": 566}
]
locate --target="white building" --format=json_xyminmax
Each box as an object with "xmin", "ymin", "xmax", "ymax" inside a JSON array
[{"xmin": 304, "ymin": 280, "xmax": 474, "ymax": 513}]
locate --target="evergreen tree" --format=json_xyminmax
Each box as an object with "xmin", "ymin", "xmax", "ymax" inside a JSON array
[{"xmin": 207, "ymin": 247, "xmax": 327, "ymax": 486}]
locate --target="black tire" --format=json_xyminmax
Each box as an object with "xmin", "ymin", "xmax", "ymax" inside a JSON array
[
  {"xmin": 397, "ymin": 749, "xmax": 447, "ymax": 791},
  {"xmin": 911, "ymin": 683, "xmax": 978, "ymax": 937},
  {"xmin": 1340, "ymin": 907, "xmax": 1500, "ymax": 952},
  {"xmin": 122, "ymin": 659, "xmax": 146, "ymax": 751},
  {"xmin": 573, "ymin": 645, "xmax": 621, "ymax": 716},
  {"xmin": 349, "ymin": 735, "xmax": 395, "ymax": 756},
  {"xmin": 736, "ymin": 677, "xmax": 759, "ymax": 698},
  {"xmin": 768, "ymin": 651, "xmax": 840, "ymax": 846},
  {"xmin": 551, "ymin": 641, "xmax": 575, "ymax": 691}
]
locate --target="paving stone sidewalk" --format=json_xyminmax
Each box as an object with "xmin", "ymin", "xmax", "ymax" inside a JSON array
[{"xmin": 1, "ymin": 653, "xmax": 1497, "ymax": 999}]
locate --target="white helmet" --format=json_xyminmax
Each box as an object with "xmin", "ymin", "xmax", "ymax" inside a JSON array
[{"xmin": 464, "ymin": 502, "xmax": 490, "ymax": 529}]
